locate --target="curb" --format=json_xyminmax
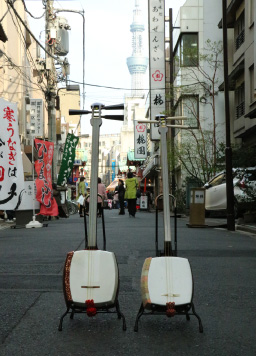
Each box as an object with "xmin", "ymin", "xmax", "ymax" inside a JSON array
[{"xmin": 236, "ymin": 224, "xmax": 256, "ymax": 235}]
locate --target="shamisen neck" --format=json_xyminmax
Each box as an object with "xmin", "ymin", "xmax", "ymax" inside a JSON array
[{"xmin": 159, "ymin": 124, "xmax": 173, "ymax": 256}]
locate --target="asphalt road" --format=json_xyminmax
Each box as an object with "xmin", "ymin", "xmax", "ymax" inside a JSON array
[{"xmin": 0, "ymin": 210, "xmax": 256, "ymax": 356}]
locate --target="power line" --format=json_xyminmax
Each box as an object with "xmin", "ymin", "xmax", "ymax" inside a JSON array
[
  {"xmin": 5, "ymin": 0, "xmax": 64, "ymax": 64},
  {"xmin": 22, "ymin": 0, "xmax": 45, "ymax": 19},
  {"xmin": 7, "ymin": 6, "xmax": 47, "ymax": 93},
  {"xmin": 68, "ymin": 79, "xmax": 204, "ymax": 92}
]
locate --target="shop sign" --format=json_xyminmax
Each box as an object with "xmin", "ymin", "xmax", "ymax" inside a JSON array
[
  {"xmin": 134, "ymin": 121, "xmax": 147, "ymax": 159},
  {"xmin": 30, "ymin": 99, "xmax": 44, "ymax": 137},
  {"xmin": 0, "ymin": 98, "xmax": 25, "ymax": 209},
  {"xmin": 148, "ymin": 0, "xmax": 165, "ymax": 141},
  {"xmin": 57, "ymin": 133, "xmax": 79, "ymax": 186}
]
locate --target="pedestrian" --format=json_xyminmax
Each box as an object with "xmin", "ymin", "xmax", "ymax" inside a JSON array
[
  {"xmin": 84, "ymin": 187, "xmax": 90, "ymax": 215},
  {"xmin": 97, "ymin": 177, "xmax": 107, "ymax": 217},
  {"xmin": 77, "ymin": 176, "xmax": 87, "ymax": 217},
  {"xmin": 117, "ymin": 179, "xmax": 125, "ymax": 215},
  {"xmin": 124, "ymin": 171, "xmax": 138, "ymax": 217},
  {"xmin": 6, "ymin": 210, "xmax": 15, "ymax": 223},
  {"xmin": 113, "ymin": 188, "xmax": 119, "ymax": 209}
]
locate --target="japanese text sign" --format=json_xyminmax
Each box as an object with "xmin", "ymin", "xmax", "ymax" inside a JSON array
[
  {"xmin": 30, "ymin": 99, "xmax": 44, "ymax": 137},
  {"xmin": 0, "ymin": 98, "xmax": 25, "ymax": 209},
  {"xmin": 149, "ymin": 0, "xmax": 165, "ymax": 140},
  {"xmin": 57, "ymin": 133, "xmax": 79, "ymax": 186},
  {"xmin": 34, "ymin": 139, "xmax": 58, "ymax": 216},
  {"xmin": 134, "ymin": 121, "xmax": 147, "ymax": 159},
  {"xmin": 17, "ymin": 181, "xmax": 40, "ymax": 211}
]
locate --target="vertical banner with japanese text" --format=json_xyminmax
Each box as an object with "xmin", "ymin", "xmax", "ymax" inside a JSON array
[
  {"xmin": 57, "ymin": 133, "xmax": 79, "ymax": 186},
  {"xmin": 149, "ymin": 0, "xmax": 165, "ymax": 140},
  {"xmin": 34, "ymin": 139, "xmax": 58, "ymax": 216},
  {"xmin": 134, "ymin": 121, "xmax": 147, "ymax": 159},
  {"xmin": 0, "ymin": 98, "xmax": 25, "ymax": 210}
]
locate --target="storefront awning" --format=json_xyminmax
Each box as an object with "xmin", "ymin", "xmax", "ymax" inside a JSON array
[
  {"xmin": 106, "ymin": 177, "xmax": 127, "ymax": 192},
  {"xmin": 142, "ymin": 154, "xmax": 159, "ymax": 179},
  {"xmin": 127, "ymin": 149, "xmax": 144, "ymax": 166}
]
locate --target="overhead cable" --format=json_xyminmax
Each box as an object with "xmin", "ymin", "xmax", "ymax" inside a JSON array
[
  {"xmin": 22, "ymin": 0, "xmax": 45, "ymax": 19},
  {"xmin": 5, "ymin": 0, "xmax": 64, "ymax": 64}
]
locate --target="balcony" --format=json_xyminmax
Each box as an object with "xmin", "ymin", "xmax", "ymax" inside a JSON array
[
  {"xmin": 235, "ymin": 29, "xmax": 245, "ymax": 51},
  {"xmin": 236, "ymin": 102, "xmax": 245, "ymax": 119}
]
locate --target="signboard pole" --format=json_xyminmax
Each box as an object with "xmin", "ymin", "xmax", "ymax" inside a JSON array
[{"xmin": 26, "ymin": 136, "xmax": 43, "ymax": 228}]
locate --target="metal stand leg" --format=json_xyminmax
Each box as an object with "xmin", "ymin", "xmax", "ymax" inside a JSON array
[
  {"xmin": 191, "ymin": 302, "xmax": 203, "ymax": 333},
  {"xmin": 116, "ymin": 300, "xmax": 127, "ymax": 331},
  {"xmin": 58, "ymin": 308, "xmax": 70, "ymax": 331},
  {"xmin": 70, "ymin": 309, "xmax": 75, "ymax": 319},
  {"xmin": 134, "ymin": 303, "xmax": 144, "ymax": 332}
]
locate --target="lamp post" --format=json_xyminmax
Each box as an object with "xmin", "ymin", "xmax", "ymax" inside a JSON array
[{"xmin": 222, "ymin": 0, "xmax": 235, "ymax": 231}]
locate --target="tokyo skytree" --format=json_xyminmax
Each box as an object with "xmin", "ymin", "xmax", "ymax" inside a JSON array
[{"xmin": 126, "ymin": 0, "xmax": 148, "ymax": 96}]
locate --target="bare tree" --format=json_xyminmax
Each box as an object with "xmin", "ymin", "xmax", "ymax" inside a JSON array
[{"xmin": 168, "ymin": 40, "xmax": 225, "ymax": 184}]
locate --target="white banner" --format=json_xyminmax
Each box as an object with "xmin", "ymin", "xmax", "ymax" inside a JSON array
[
  {"xmin": 134, "ymin": 121, "xmax": 147, "ymax": 159},
  {"xmin": 17, "ymin": 181, "xmax": 40, "ymax": 211},
  {"xmin": 0, "ymin": 98, "xmax": 25, "ymax": 209},
  {"xmin": 30, "ymin": 99, "xmax": 44, "ymax": 137},
  {"xmin": 149, "ymin": 0, "xmax": 165, "ymax": 140}
]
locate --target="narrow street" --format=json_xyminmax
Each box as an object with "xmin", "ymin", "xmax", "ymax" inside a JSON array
[{"xmin": 0, "ymin": 209, "xmax": 256, "ymax": 356}]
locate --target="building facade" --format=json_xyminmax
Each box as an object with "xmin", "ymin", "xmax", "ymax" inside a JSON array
[
  {"xmin": 0, "ymin": 1, "xmax": 46, "ymax": 146},
  {"xmin": 171, "ymin": 0, "xmax": 226, "ymax": 189},
  {"xmin": 79, "ymin": 133, "xmax": 121, "ymax": 187},
  {"xmin": 219, "ymin": 0, "xmax": 256, "ymax": 147}
]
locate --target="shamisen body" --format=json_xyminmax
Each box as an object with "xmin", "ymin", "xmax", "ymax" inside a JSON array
[
  {"xmin": 134, "ymin": 116, "xmax": 203, "ymax": 333},
  {"xmin": 59, "ymin": 104, "xmax": 126, "ymax": 331}
]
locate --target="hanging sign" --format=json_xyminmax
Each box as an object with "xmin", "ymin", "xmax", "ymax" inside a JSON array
[
  {"xmin": 0, "ymin": 98, "xmax": 25, "ymax": 210},
  {"xmin": 30, "ymin": 99, "xmax": 44, "ymax": 137},
  {"xmin": 34, "ymin": 139, "xmax": 58, "ymax": 216},
  {"xmin": 134, "ymin": 121, "xmax": 147, "ymax": 159},
  {"xmin": 149, "ymin": 0, "xmax": 165, "ymax": 141},
  {"xmin": 57, "ymin": 133, "xmax": 79, "ymax": 186}
]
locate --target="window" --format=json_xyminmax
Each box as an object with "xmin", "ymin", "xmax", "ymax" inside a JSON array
[
  {"xmin": 181, "ymin": 34, "xmax": 198, "ymax": 66},
  {"xmin": 249, "ymin": 66, "xmax": 254, "ymax": 103},
  {"xmin": 174, "ymin": 95, "xmax": 199, "ymax": 129},
  {"xmin": 173, "ymin": 33, "xmax": 198, "ymax": 78},
  {"xmin": 249, "ymin": 0, "xmax": 254, "ymax": 26},
  {"xmin": 209, "ymin": 173, "xmax": 225, "ymax": 187},
  {"xmin": 235, "ymin": 82, "xmax": 245, "ymax": 118},
  {"xmin": 235, "ymin": 11, "xmax": 245, "ymax": 50}
]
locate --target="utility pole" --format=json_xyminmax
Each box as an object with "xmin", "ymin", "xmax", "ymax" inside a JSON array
[
  {"xmin": 222, "ymin": 0, "xmax": 235, "ymax": 231},
  {"xmin": 45, "ymin": 0, "xmax": 57, "ymax": 182}
]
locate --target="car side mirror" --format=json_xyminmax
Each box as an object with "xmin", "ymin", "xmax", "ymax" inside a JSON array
[{"xmin": 204, "ymin": 183, "xmax": 211, "ymax": 189}]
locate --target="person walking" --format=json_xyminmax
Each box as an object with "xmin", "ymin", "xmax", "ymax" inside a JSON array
[
  {"xmin": 124, "ymin": 172, "xmax": 138, "ymax": 217},
  {"xmin": 113, "ymin": 189, "xmax": 119, "ymax": 209},
  {"xmin": 117, "ymin": 179, "xmax": 125, "ymax": 215},
  {"xmin": 97, "ymin": 177, "xmax": 107, "ymax": 217},
  {"xmin": 77, "ymin": 176, "xmax": 86, "ymax": 217}
]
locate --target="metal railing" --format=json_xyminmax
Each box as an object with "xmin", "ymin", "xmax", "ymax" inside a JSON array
[{"xmin": 235, "ymin": 29, "xmax": 245, "ymax": 50}]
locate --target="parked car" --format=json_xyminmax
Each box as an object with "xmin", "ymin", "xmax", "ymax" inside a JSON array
[{"xmin": 204, "ymin": 167, "xmax": 256, "ymax": 217}]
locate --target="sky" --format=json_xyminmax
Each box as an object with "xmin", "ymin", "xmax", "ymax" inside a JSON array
[{"xmin": 25, "ymin": 0, "xmax": 185, "ymax": 135}]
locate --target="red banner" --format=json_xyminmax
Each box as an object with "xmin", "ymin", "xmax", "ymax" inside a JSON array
[{"xmin": 34, "ymin": 139, "xmax": 58, "ymax": 216}]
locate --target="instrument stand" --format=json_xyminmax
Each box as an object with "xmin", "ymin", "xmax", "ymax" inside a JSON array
[
  {"xmin": 134, "ymin": 302, "xmax": 203, "ymax": 333},
  {"xmin": 59, "ymin": 300, "xmax": 126, "ymax": 331}
]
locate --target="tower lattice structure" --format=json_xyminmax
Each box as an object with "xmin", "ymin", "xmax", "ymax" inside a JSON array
[{"xmin": 126, "ymin": 0, "xmax": 148, "ymax": 96}]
